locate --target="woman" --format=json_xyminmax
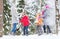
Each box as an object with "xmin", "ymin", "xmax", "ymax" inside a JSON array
[{"xmin": 42, "ymin": 4, "xmax": 51, "ymax": 34}]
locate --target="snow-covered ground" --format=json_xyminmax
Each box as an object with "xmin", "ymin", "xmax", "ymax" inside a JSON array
[
  {"xmin": 2, "ymin": 0, "xmax": 59, "ymax": 39},
  {"xmin": 0, "ymin": 31, "xmax": 60, "ymax": 39}
]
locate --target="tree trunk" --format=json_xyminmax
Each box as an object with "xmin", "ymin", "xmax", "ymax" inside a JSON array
[
  {"xmin": 55, "ymin": 0, "xmax": 59, "ymax": 34},
  {"xmin": 0, "ymin": 0, "xmax": 3, "ymax": 37}
]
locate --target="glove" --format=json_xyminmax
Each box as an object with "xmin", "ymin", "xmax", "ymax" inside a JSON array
[{"xmin": 16, "ymin": 28, "xmax": 19, "ymax": 31}]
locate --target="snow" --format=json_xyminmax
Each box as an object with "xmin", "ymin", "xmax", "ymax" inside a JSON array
[
  {"xmin": 2, "ymin": 0, "xmax": 59, "ymax": 39},
  {"xmin": 0, "ymin": 32, "xmax": 60, "ymax": 39}
]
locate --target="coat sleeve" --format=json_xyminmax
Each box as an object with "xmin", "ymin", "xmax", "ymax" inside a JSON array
[{"xmin": 19, "ymin": 18, "xmax": 23, "ymax": 23}]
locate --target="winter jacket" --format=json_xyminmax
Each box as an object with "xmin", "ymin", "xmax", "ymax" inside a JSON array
[
  {"xmin": 35, "ymin": 13, "xmax": 43, "ymax": 25},
  {"xmin": 43, "ymin": 8, "xmax": 55, "ymax": 26},
  {"xmin": 19, "ymin": 15, "xmax": 30, "ymax": 26}
]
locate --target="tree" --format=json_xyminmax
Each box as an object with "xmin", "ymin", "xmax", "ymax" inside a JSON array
[
  {"xmin": 17, "ymin": 0, "xmax": 25, "ymax": 13},
  {"xmin": 3, "ymin": 0, "xmax": 11, "ymax": 35}
]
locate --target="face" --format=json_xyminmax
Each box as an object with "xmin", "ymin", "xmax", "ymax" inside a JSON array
[{"xmin": 22, "ymin": 12, "xmax": 25, "ymax": 16}]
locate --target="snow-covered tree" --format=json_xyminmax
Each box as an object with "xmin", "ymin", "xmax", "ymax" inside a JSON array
[{"xmin": 3, "ymin": 0, "xmax": 11, "ymax": 35}]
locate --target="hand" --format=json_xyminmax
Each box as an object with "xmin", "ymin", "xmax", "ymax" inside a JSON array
[
  {"xmin": 19, "ymin": 18, "xmax": 21, "ymax": 20},
  {"xmin": 16, "ymin": 28, "xmax": 19, "ymax": 31}
]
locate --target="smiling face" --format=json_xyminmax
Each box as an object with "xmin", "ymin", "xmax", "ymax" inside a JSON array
[{"xmin": 22, "ymin": 11, "xmax": 26, "ymax": 17}]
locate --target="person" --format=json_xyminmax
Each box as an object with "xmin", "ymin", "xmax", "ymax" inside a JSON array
[
  {"xmin": 42, "ymin": 4, "xmax": 51, "ymax": 34},
  {"xmin": 42, "ymin": 10, "xmax": 46, "ymax": 33},
  {"xmin": 35, "ymin": 12, "xmax": 43, "ymax": 35},
  {"xmin": 19, "ymin": 11, "xmax": 30, "ymax": 35},
  {"xmin": 11, "ymin": 13, "xmax": 18, "ymax": 35}
]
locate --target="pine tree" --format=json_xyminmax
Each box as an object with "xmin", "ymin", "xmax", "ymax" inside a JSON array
[
  {"xmin": 17, "ymin": 0, "xmax": 25, "ymax": 13},
  {"xmin": 3, "ymin": 0, "xmax": 11, "ymax": 35}
]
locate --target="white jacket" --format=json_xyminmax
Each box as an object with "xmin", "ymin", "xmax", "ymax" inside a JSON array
[{"xmin": 43, "ymin": 8, "xmax": 55, "ymax": 26}]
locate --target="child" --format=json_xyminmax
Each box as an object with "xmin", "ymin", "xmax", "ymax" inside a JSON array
[
  {"xmin": 35, "ymin": 12, "xmax": 43, "ymax": 35},
  {"xmin": 19, "ymin": 12, "xmax": 30, "ymax": 36}
]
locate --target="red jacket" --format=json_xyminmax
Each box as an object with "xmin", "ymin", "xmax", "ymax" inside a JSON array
[{"xmin": 19, "ymin": 15, "xmax": 30, "ymax": 26}]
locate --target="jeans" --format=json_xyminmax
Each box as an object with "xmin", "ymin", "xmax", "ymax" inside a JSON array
[
  {"xmin": 43, "ymin": 25, "xmax": 46, "ymax": 33},
  {"xmin": 47, "ymin": 25, "xmax": 51, "ymax": 33},
  {"xmin": 36, "ymin": 25, "xmax": 43, "ymax": 35},
  {"xmin": 43, "ymin": 25, "xmax": 51, "ymax": 33},
  {"xmin": 23, "ymin": 26, "xmax": 28, "ymax": 35},
  {"xmin": 11, "ymin": 23, "xmax": 17, "ymax": 33}
]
